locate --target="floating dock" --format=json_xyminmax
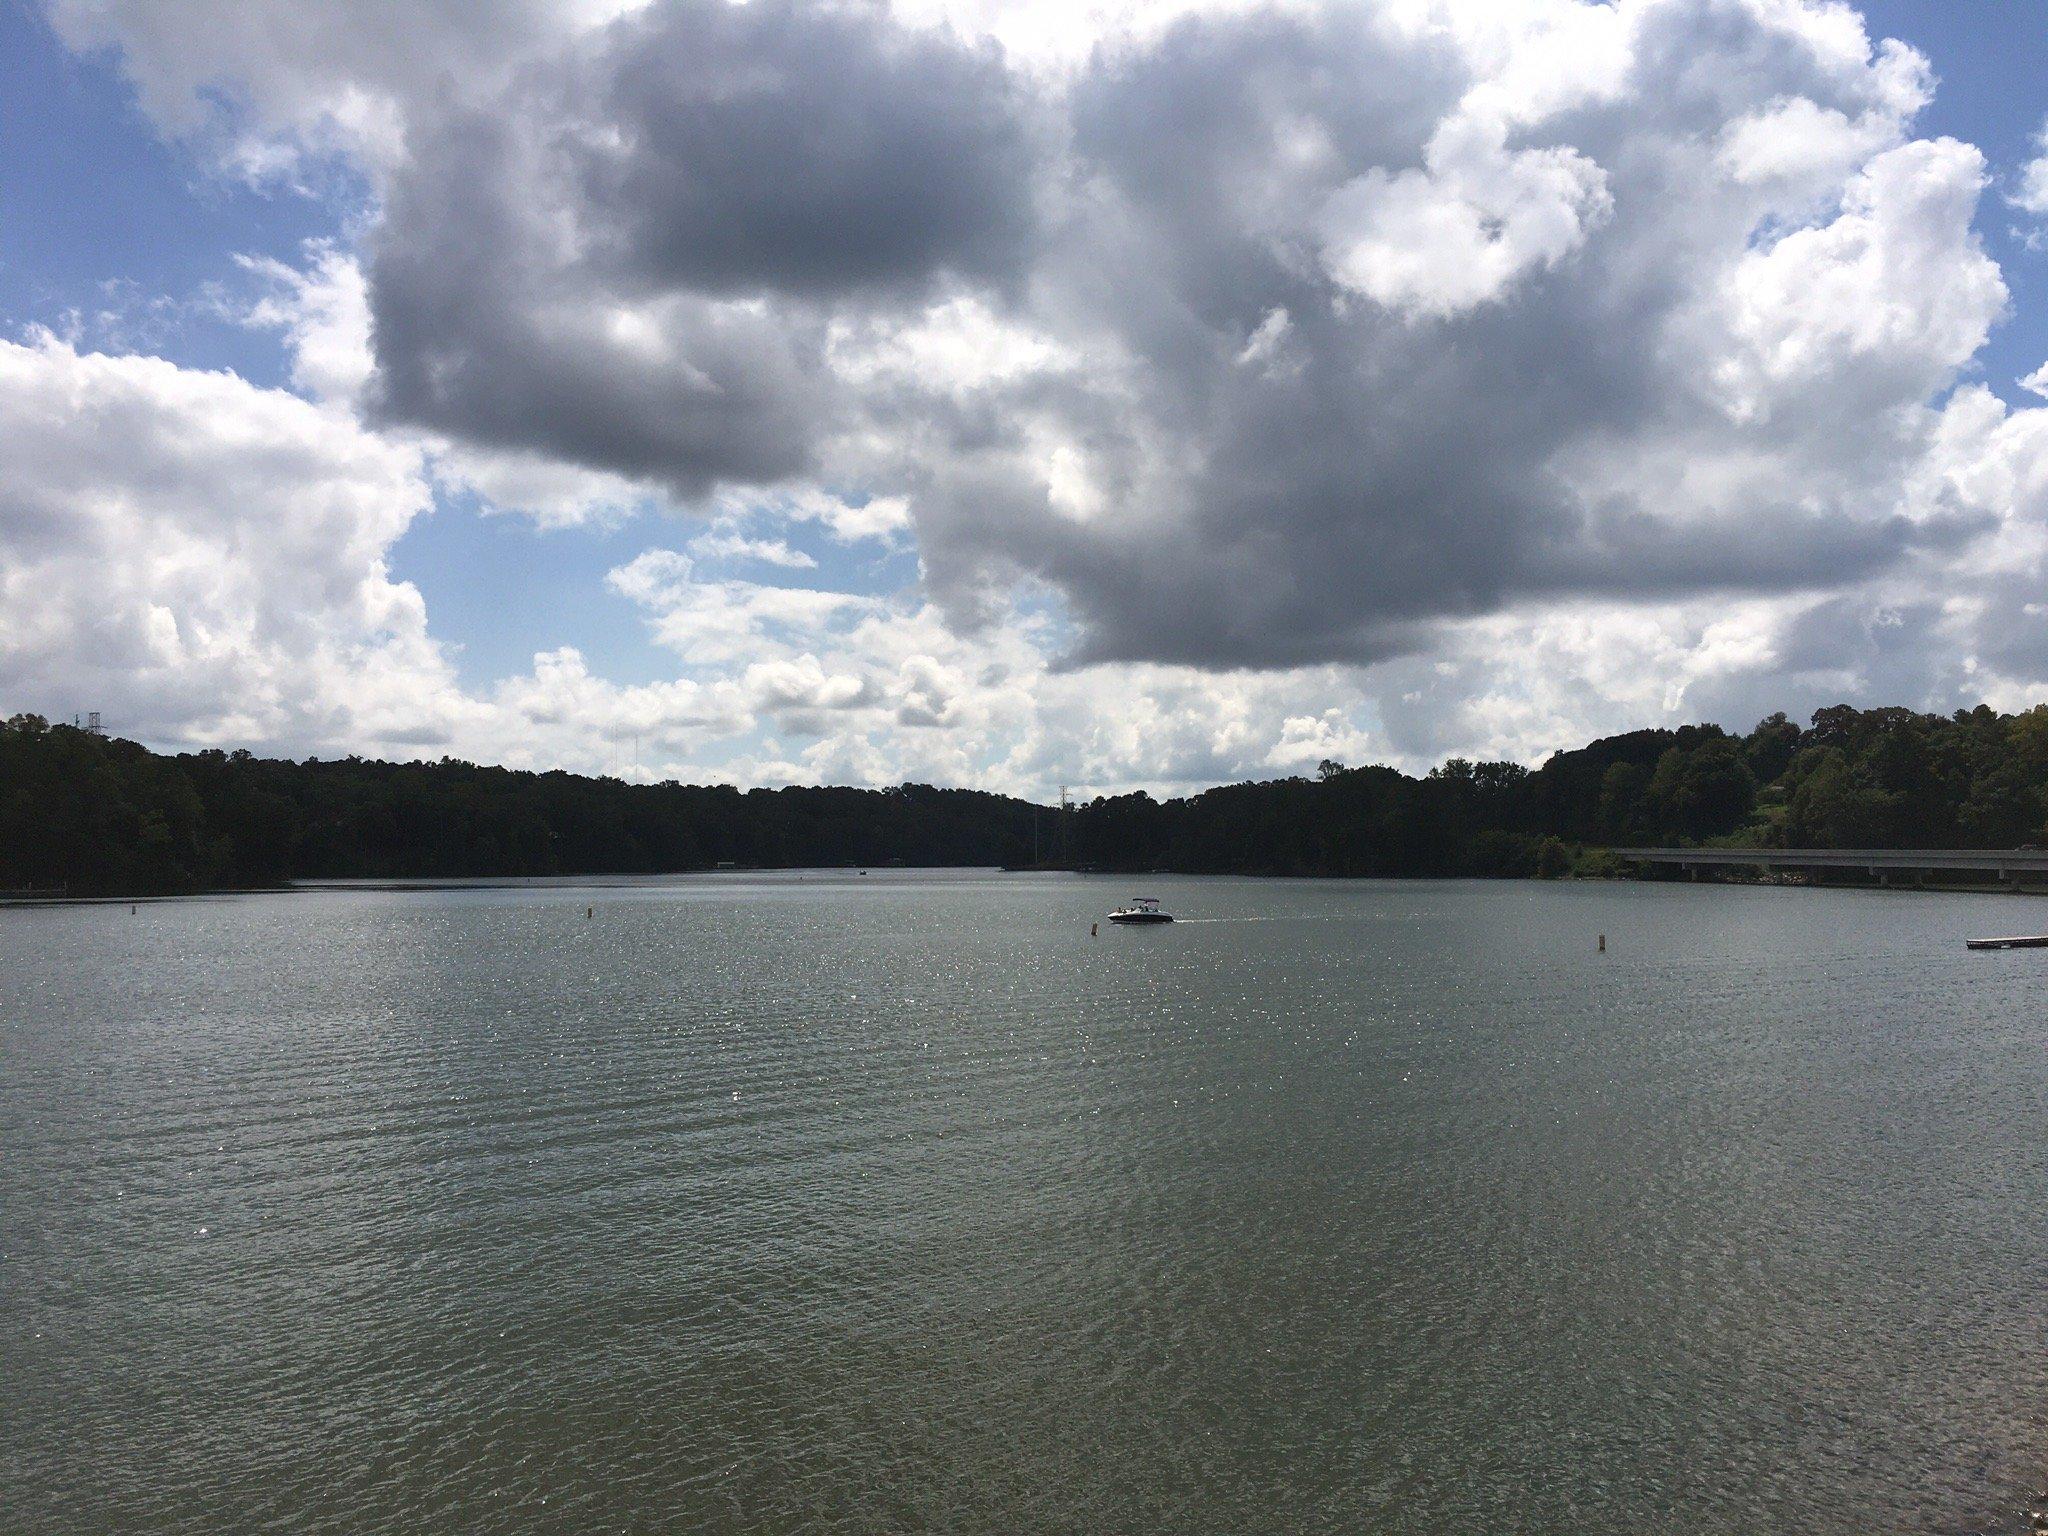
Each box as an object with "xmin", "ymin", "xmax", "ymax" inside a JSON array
[{"xmin": 1965, "ymin": 934, "xmax": 2048, "ymax": 950}]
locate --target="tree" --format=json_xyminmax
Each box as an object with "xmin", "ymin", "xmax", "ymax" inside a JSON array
[
  {"xmin": 1645, "ymin": 740, "xmax": 1756, "ymax": 841},
  {"xmin": 1960, "ymin": 763, "xmax": 2044, "ymax": 846},
  {"xmin": 1597, "ymin": 761, "xmax": 1650, "ymax": 844},
  {"xmin": 1744, "ymin": 712, "xmax": 1802, "ymax": 783},
  {"xmin": 1785, "ymin": 748, "xmax": 1889, "ymax": 847}
]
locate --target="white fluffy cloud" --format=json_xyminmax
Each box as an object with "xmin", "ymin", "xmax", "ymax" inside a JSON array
[
  {"xmin": 598, "ymin": 550, "xmax": 1415, "ymax": 792},
  {"xmin": 1716, "ymin": 96, "xmax": 1904, "ymax": 192},
  {"xmin": 1316, "ymin": 115, "xmax": 1612, "ymax": 319},
  {"xmin": 686, "ymin": 531, "xmax": 818, "ymax": 570},
  {"xmin": 1708, "ymin": 139, "xmax": 2004, "ymax": 420},
  {"xmin": 0, "ymin": 332, "xmax": 437, "ymax": 745},
  {"xmin": 2010, "ymin": 116, "xmax": 2048, "ymax": 252},
  {"xmin": 0, "ymin": 336, "xmax": 778, "ymax": 776}
]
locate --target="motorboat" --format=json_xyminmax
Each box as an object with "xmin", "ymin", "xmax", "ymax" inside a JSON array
[{"xmin": 1107, "ymin": 896, "xmax": 1174, "ymax": 924}]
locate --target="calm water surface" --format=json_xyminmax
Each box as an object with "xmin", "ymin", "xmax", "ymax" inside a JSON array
[{"xmin": 5, "ymin": 873, "xmax": 2048, "ymax": 1533}]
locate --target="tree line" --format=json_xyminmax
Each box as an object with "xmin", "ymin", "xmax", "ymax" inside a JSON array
[
  {"xmin": 0, "ymin": 716, "xmax": 1039, "ymax": 895},
  {"xmin": 1069, "ymin": 704, "xmax": 2048, "ymax": 878},
  {"xmin": 6, "ymin": 702, "xmax": 2048, "ymax": 895}
]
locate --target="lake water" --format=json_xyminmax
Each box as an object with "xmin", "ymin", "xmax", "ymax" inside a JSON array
[{"xmin": 5, "ymin": 872, "xmax": 2048, "ymax": 1533}]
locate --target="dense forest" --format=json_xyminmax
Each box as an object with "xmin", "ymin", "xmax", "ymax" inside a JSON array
[{"xmin": 7, "ymin": 702, "xmax": 2048, "ymax": 894}]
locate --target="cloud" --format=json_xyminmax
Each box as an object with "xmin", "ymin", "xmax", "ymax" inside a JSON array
[
  {"xmin": 2010, "ymin": 115, "xmax": 2048, "ymax": 250},
  {"xmin": 604, "ymin": 550, "xmax": 881, "ymax": 666},
  {"xmin": 236, "ymin": 240, "xmax": 374, "ymax": 401},
  {"xmin": 235, "ymin": 242, "xmax": 660, "ymax": 526},
  {"xmin": 711, "ymin": 486, "xmax": 913, "ymax": 545},
  {"xmin": 568, "ymin": 0, "xmax": 1034, "ymax": 298},
  {"xmin": 12, "ymin": 331, "xmax": 2048, "ymax": 800},
  {"xmin": 43, "ymin": 0, "xmax": 640, "ymax": 172},
  {"xmin": 1234, "ymin": 307, "xmax": 1295, "ymax": 374},
  {"xmin": 300, "ymin": 0, "xmax": 2002, "ymax": 675},
  {"xmin": 0, "ymin": 336, "xmax": 756, "ymax": 775},
  {"xmin": 83, "ymin": 0, "xmax": 2004, "ymax": 673},
  {"xmin": 355, "ymin": 0, "xmax": 1038, "ymax": 506},
  {"xmin": 1705, "ymin": 138, "xmax": 2003, "ymax": 420},
  {"xmin": 0, "ymin": 331, "xmax": 438, "ymax": 746},
  {"xmin": 1315, "ymin": 115, "xmax": 1612, "ymax": 319},
  {"xmin": 595, "ymin": 540, "xmax": 1416, "ymax": 789},
  {"xmin": 27, "ymin": 0, "xmax": 2048, "ymax": 797},
  {"xmin": 950, "ymin": 0, "xmax": 1990, "ymax": 668},
  {"xmin": 1716, "ymin": 95, "xmax": 1903, "ymax": 191},
  {"xmin": 686, "ymin": 531, "xmax": 818, "ymax": 569}
]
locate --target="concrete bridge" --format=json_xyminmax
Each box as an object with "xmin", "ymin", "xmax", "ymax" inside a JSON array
[{"xmin": 1617, "ymin": 847, "xmax": 2048, "ymax": 883}]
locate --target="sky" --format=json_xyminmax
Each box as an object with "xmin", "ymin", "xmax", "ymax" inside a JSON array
[{"xmin": 6, "ymin": 0, "xmax": 2048, "ymax": 799}]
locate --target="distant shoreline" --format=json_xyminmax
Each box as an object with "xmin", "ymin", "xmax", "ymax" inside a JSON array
[{"xmin": 15, "ymin": 861, "xmax": 2048, "ymax": 906}]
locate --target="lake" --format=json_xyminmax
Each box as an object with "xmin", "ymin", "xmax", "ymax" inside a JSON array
[{"xmin": 5, "ymin": 872, "xmax": 2047, "ymax": 1533}]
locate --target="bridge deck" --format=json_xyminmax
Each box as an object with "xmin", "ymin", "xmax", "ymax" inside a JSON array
[{"xmin": 1617, "ymin": 847, "xmax": 2048, "ymax": 873}]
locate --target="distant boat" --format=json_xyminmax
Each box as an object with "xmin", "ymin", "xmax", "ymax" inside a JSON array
[
  {"xmin": 1965, "ymin": 934, "xmax": 2048, "ymax": 950},
  {"xmin": 1108, "ymin": 896, "xmax": 1174, "ymax": 924}
]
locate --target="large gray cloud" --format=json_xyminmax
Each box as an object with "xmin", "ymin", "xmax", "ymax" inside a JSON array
[
  {"xmin": 345, "ymin": 0, "xmax": 2010, "ymax": 671},
  {"xmin": 364, "ymin": 0, "xmax": 1035, "ymax": 494},
  {"xmin": 578, "ymin": 0, "xmax": 1033, "ymax": 295},
  {"xmin": 368, "ymin": 99, "xmax": 830, "ymax": 490},
  {"xmin": 913, "ymin": 1, "xmax": 1981, "ymax": 667}
]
